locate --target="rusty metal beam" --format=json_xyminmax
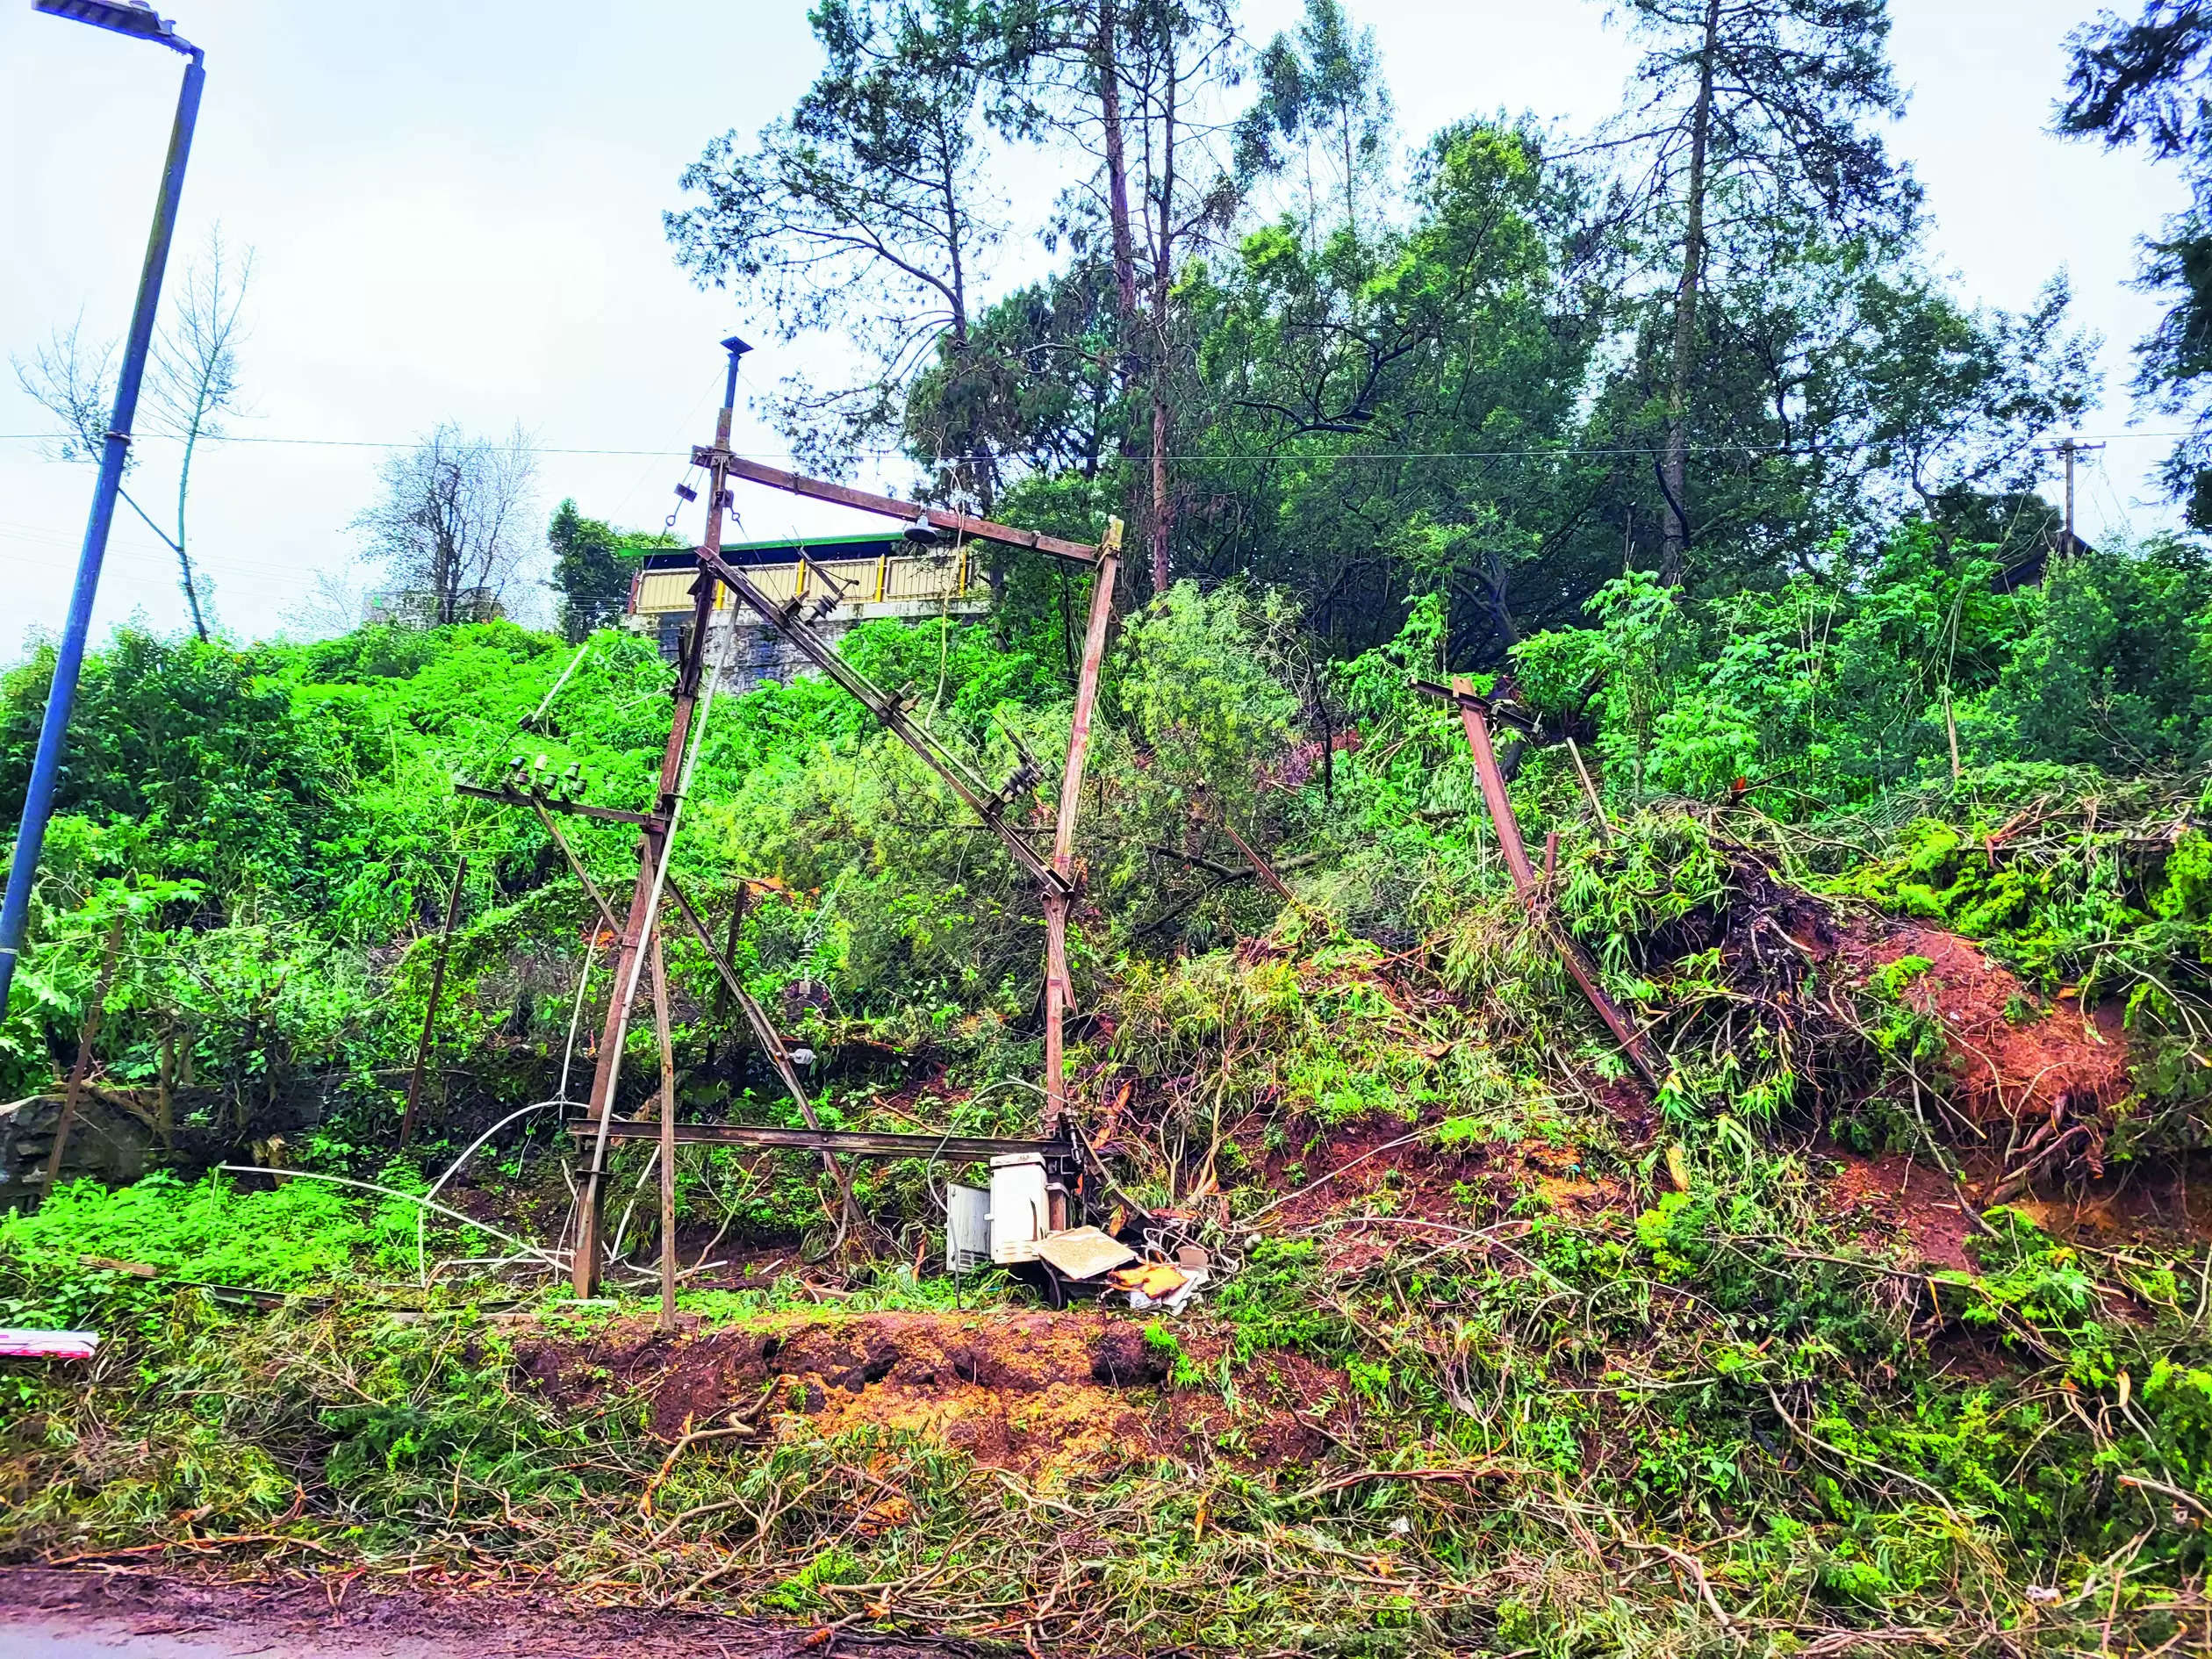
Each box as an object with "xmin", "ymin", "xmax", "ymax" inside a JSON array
[
  {"xmin": 572, "ymin": 427, "xmax": 732, "ymax": 1296},
  {"xmin": 722, "ymin": 454, "xmax": 1101, "ymax": 565},
  {"xmin": 661, "ymin": 873, "xmax": 863, "ymax": 1229},
  {"xmin": 566, "ymin": 1119, "xmax": 1066, "ymax": 1162},
  {"xmin": 690, "ymin": 542, "xmax": 1068, "ymax": 896},
  {"xmin": 1413, "ymin": 678, "xmax": 1545, "ymax": 740},
  {"xmin": 1043, "ymin": 525, "xmax": 1121, "ymax": 1131},
  {"xmin": 528, "ymin": 798, "xmax": 622, "ymax": 942}
]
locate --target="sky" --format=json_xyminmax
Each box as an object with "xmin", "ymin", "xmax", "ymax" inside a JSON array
[{"xmin": 0, "ymin": 0, "xmax": 2192, "ymax": 659}]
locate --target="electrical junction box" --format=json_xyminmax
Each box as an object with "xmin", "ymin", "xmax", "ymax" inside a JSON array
[{"xmin": 945, "ymin": 1183, "xmax": 990, "ymax": 1275}]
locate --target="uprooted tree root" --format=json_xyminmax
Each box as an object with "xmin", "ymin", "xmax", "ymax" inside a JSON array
[{"xmin": 1567, "ymin": 817, "xmax": 2136, "ymax": 1202}]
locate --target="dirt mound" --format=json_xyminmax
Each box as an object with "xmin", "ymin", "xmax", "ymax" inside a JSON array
[
  {"xmin": 1845, "ymin": 921, "xmax": 2129, "ymax": 1126},
  {"xmin": 1838, "ymin": 921, "xmax": 2131, "ymax": 1196},
  {"xmin": 514, "ymin": 1309, "xmax": 1356, "ymax": 1482},
  {"xmin": 1823, "ymin": 1151, "xmax": 1979, "ymax": 1273}
]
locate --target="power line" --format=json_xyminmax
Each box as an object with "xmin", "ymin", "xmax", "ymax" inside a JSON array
[{"xmin": 0, "ymin": 427, "xmax": 2198, "ymax": 463}]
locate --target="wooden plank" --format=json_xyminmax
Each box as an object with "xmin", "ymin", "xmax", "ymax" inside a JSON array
[
  {"xmin": 565, "ymin": 1120, "xmax": 1063, "ymax": 1161},
  {"xmin": 722, "ymin": 455, "xmax": 1101, "ymax": 565}
]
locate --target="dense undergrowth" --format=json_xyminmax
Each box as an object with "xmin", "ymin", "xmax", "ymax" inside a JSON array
[{"xmin": 11, "ymin": 532, "xmax": 2212, "ymax": 1651}]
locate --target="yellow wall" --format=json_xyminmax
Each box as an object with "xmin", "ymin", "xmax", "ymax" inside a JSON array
[{"xmin": 631, "ymin": 551, "xmax": 971, "ymax": 616}]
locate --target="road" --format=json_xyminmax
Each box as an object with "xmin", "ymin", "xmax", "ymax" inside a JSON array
[{"xmin": 0, "ymin": 1570, "xmax": 971, "ymax": 1659}]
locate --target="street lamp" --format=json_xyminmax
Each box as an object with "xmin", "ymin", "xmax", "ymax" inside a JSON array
[{"xmin": 0, "ymin": 2, "xmax": 205, "ymax": 1016}]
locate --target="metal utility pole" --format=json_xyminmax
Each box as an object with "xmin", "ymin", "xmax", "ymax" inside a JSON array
[
  {"xmin": 569, "ymin": 337, "xmax": 744, "ymax": 1296},
  {"xmin": 1, "ymin": 1, "xmax": 205, "ymax": 1019}
]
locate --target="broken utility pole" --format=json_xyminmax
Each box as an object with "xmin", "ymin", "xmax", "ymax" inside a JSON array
[
  {"xmin": 565, "ymin": 338, "xmax": 742, "ymax": 1296},
  {"xmin": 1044, "ymin": 521, "xmax": 1119, "ymax": 1132},
  {"xmin": 697, "ymin": 429, "xmax": 1121, "ymax": 1138},
  {"xmin": 456, "ymin": 337, "xmax": 1120, "ymax": 1284},
  {"xmin": 1441, "ymin": 676, "xmax": 1661, "ymax": 1088}
]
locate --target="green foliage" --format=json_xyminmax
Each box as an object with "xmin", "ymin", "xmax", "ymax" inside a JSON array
[
  {"xmin": 1210, "ymin": 1239, "xmax": 1352, "ymax": 1361},
  {"xmin": 546, "ymin": 500, "xmax": 679, "ymax": 643},
  {"xmin": 1988, "ymin": 539, "xmax": 2212, "ymax": 768},
  {"xmin": 0, "ymin": 1172, "xmax": 409, "ymax": 1328}
]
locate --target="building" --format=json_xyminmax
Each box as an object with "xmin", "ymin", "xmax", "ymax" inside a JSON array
[{"xmin": 624, "ymin": 532, "xmax": 989, "ymax": 691}]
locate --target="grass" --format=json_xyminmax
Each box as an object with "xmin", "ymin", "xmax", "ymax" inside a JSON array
[
  {"xmin": 5, "ymin": 1128, "xmax": 2211, "ymax": 1657},
  {"xmin": 10, "ymin": 791, "xmax": 2212, "ymax": 1654}
]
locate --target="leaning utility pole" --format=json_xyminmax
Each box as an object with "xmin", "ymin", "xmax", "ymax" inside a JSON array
[
  {"xmin": 567, "ymin": 337, "xmax": 741, "ymax": 1297},
  {"xmin": 1, "ymin": 2, "xmax": 205, "ymax": 1020}
]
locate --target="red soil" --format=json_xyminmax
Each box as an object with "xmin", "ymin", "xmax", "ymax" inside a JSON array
[
  {"xmin": 1842, "ymin": 921, "xmax": 2131, "ymax": 1137},
  {"xmin": 514, "ymin": 1307, "xmax": 1359, "ymax": 1483},
  {"xmin": 1821, "ymin": 1151, "xmax": 1979, "ymax": 1273}
]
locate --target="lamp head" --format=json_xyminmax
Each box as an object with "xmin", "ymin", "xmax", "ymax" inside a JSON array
[
  {"xmin": 904, "ymin": 507, "xmax": 945, "ymax": 547},
  {"xmin": 33, "ymin": 0, "xmax": 194, "ymax": 53}
]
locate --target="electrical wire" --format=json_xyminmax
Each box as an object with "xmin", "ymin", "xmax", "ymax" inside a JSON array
[{"xmin": 1, "ymin": 427, "xmax": 2199, "ymax": 463}]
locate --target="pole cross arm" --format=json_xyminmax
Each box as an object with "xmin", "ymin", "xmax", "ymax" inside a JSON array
[
  {"xmin": 564, "ymin": 1119, "xmax": 1072, "ymax": 1163},
  {"xmin": 718, "ymin": 455, "xmax": 1102, "ymax": 565},
  {"xmin": 453, "ymin": 784, "xmax": 665, "ymax": 829},
  {"xmin": 1411, "ymin": 679, "xmax": 1549, "ymax": 742}
]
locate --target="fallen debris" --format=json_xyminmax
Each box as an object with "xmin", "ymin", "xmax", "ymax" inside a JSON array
[{"xmin": 1034, "ymin": 1224, "xmax": 1137, "ymax": 1282}]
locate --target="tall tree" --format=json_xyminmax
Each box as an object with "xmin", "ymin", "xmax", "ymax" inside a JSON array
[
  {"xmin": 666, "ymin": 0, "xmax": 1002, "ymax": 504},
  {"xmin": 12, "ymin": 228, "xmax": 253, "ymax": 642},
  {"xmin": 1184, "ymin": 121, "xmax": 1611, "ymax": 656},
  {"xmin": 353, "ymin": 425, "xmax": 536, "ymax": 627},
  {"xmin": 993, "ymin": 0, "xmax": 1251, "ymax": 595},
  {"xmin": 548, "ymin": 500, "xmax": 679, "ymax": 643},
  {"xmin": 1237, "ymin": 0, "xmax": 1395, "ymax": 243},
  {"xmin": 2058, "ymin": 2, "xmax": 2212, "ymax": 519},
  {"xmin": 1603, "ymin": 0, "xmax": 1917, "ymax": 586}
]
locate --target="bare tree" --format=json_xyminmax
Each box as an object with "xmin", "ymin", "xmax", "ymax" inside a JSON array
[
  {"xmin": 354, "ymin": 424, "xmax": 537, "ymax": 627},
  {"xmin": 282, "ymin": 564, "xmax": 371, "ymax": 641},
  {"xmin": 146, "ymin": 231, "xmax": 252, "ymax": 641},
  {"xmin": 11, "ymin": 227, "xmax": 252, "ymax": 641}
]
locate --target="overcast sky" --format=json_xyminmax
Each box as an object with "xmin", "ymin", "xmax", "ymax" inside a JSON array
[{"xmin": 0, "ymin": 0, "xmax": 2190, "ymax": 658}]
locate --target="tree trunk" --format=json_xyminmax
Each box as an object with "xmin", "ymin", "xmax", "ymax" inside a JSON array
[
  {"xmin": 1096, "ymin": 0, "xmax": 1139, "ymax": 324},
  {"xmin": 1661, "ymin": 0, "xmax": 1721, "ymax": 590},
  {"xmin": 1145, "ymin": 34, "xmax": 1180, "ymax": 599},
  {"xmin": 1149, "ymin": 377, "xmax": 1173, "ymax": 596}
]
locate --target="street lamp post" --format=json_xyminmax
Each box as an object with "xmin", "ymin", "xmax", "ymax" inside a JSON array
[{"xmin": 0, "ymin": 1, "xmax": 205, "ymax": 1016}]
